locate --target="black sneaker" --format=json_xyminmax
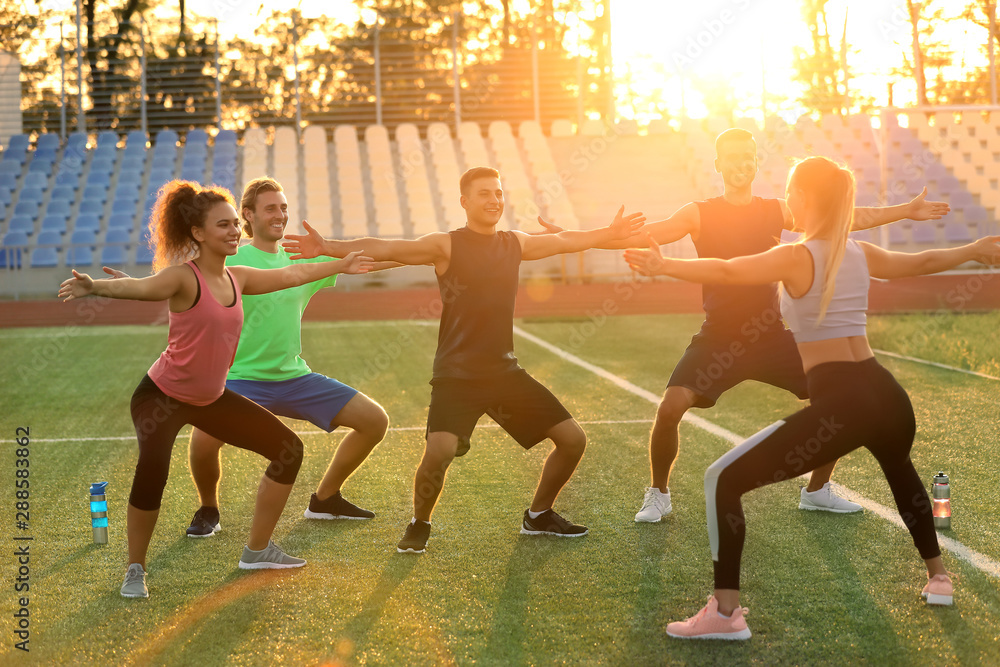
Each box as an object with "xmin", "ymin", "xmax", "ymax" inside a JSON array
[
  {"xmin": 186, "ymin": 506, "xmax": 221, "ymax": 538},
  {"xmin": 303, "ymin": 492, "xmax": 375, "ymax": 520},
  {"xmin": 396, "ymin": 520, "xmax": 431, "ymax": 553},
  {"xmin": 520, "ymin": 509, "xmax": 588, "ymax": 537}
]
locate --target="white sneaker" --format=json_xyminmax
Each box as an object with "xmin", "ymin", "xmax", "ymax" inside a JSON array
[
  {"xmin": 799, "ymin": 483, "xmax": 863, "ymax": 513},
  {"xmin": 635, "ymin": 487, "xmax": 672, "ymax": 522}
]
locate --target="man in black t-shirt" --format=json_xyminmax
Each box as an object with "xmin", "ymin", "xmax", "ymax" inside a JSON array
[
  {"xmin": 283, "ymin": 166, "xmax": 645, "ymax": 553},
  {"xmin": 600, "ymin": 128, "xmax": 950, "ymax": 523}
]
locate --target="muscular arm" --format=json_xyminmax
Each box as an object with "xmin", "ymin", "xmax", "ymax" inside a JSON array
[
  {"xmin": 591, "ymin": 202, "xmax": 700, "ymax": 249},
  {"xmin": 517, "ymin": 206, "xmax": 646, "ymax": 260},
  {"xmin": 283, "ymin": 222, "xmax": 450, "ymax": 269},
  {"xmin": 780, "ymin": 189, "xmax": 951, "ymax": 232},
  {"xmin": 232, "ymin": 251, "xmax": 374, "ymax": 295},
  {"xmin": 58, "ymin": 264, "xmax": 188, "ymax": 302},
  {"xmin": 625, "ymin": 238, "xmax": 809, "ymax": 290},
  {"xmin": 860, "ymin": 236, "xmax": 1000, "ymax": 280}
]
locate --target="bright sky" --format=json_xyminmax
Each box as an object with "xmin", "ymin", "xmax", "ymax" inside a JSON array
[{"xmin": 40, "ymin": 0, "xmax": 993, "ymax": 121}]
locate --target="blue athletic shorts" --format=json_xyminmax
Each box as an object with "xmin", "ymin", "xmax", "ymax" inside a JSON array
[{"xmin": 225, "ymin": 373, "xmax": 359, "ymax": 432}]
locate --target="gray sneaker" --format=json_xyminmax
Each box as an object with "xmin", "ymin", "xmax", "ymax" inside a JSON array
[
  {"xmin": 238, "ymin": 541, "xmax": 306, "ymax": 570},
  {"xmin": 120, "ymin": 563, "xmax": 148, "ymax": 598}
]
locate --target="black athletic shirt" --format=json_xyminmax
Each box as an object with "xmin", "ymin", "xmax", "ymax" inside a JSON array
[
  {"xmin": 693, "ymin": 196, "xmax": 785, "ymax": 335},
  {"xmin": 432, "ymin": 227, "xmax": 522, "ymax": 380}
]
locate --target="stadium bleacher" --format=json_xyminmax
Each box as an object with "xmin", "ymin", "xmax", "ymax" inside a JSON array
[{"xmin": 1, "ymin": 114, "xmax": 997, "ymax": 296}]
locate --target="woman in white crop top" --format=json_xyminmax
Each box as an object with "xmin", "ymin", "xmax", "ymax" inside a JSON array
[
  {"xmin": 60, "ymin": 179, "xmax": 372, "ymax": 599},
  {"xmin": 624, "ymin": 156, "xmax": 1000, "ymax": 640}
]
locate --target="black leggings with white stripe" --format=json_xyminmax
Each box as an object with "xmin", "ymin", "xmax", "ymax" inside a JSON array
[{"xmin": 705, "ymin": 358, "xmax": 941, "ymax": 590}]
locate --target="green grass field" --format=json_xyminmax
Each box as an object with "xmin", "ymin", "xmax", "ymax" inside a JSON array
[{"xmin": 1, "ymin": 313, "xmax": 998, "ymax": 666}]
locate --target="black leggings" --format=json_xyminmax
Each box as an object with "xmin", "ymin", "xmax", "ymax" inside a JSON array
[
  {"xmin": 128, "ymin": 375, "xmax": 303, "ymax": 511},
  {"xmin": 705, "ymin": 358, "xmax": 941, "ymax": 590}
]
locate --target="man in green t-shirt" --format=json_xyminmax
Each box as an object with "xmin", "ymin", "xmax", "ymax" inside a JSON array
[{"xmin": 185, "ymin": 177, "xmax": 389, "ymax": 537}]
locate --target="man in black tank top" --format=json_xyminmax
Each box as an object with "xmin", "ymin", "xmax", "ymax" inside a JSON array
[
  {"xmin": 559, "ymin": 128, "xmax": 950, "ymax": 523},
  {"xmin": 283, "ymin": 166, "xmax": 645, "ymax": 554}
]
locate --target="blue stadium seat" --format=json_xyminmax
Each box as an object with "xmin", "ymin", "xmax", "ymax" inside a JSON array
[
  {"xmin": 149, "ymin": 168, "xmax": 174, "ymax": 187},
  {"xmin": 23, "ymin": 172, "xmax": 49, "ymax": 191},
  {"xmin": 101, "ymin": 228, "xmax": 131, "ymax": 265},
  {"xmin": 889, "ymin": 225, "xmax": 908, "ymax": 246},
  {"xmin": 125, "ymin": 130, "xmax": 147, "ymax": 151},
  {"xmin": 83, "ymin": 186, "xmax": 109, "ymax": 204},
  {"xmin": 944, "ymin": 222, "xmax": 973, "ymax": 243},
  {"xmin": 7, "ymin": 216, "xmax": 34, "ymax": 235},
  {"xmin": 14, "ymin": 201, "xmax": 39, "ymax": 220},
  {"xmin": 0, "ymin": 173, "xmax": 17, "ymax": 191},
  {"xmin": 97, "ymin": 131, "xmax": 118, "ymax": 148},
  {"xmin": 67, "ymin": 229, "xmax": 98, "ymax": 266},
  {"xmin": 6, "ymin": 134, "xmax": 29, "ymax": 153},
  {"xmin": 79, "ymin": 199, "xmax": 104, "ymax": 216},
  {"xmin": 135, "ymin": 236, "xmax": 154, "ymax": 264},
  {"xmin": 40, "ymin": 215, "xmax": 68, "ymax": 235},
  {"xmin": 30, "ymin": 151, "xmax": 57, "ymax": 167},
  {"xmin": 19, "ymin": 188, "xmax": 45, "ymax": 205},
  {"xmin": 119, "ymin": 159, "xmax": 145, "ymax": 178},
  {"xmin": 50, "ymin": 186, "xmax": 76, "ymax": 203},
  {"xmin": 1, "ymin": 230, "xmax": 29, "ymax": 268},
  {"xmin": 949, "ymin": 191, "xmax": 974, "ymax": 210},
  {"xmin": 187, "ymin": 128, "xmax": 209, "ymax": 145},
  {"xmin": 911, "ymin": 222, "xmax": 937, "ymax": 244},
  {"xmin": 74, "ymin": 214, "xmax": 101, "ymax": 233},
  {"xmin": 113, "ymin": 180, "xmax": 141, "ymax": 198},
  {"xmin": 31, "ymin": 231, "xmax": 61, "ymax": 268},
  {"xmin": 849, "ymin": 229, "xmax": 876, "ymax": 243},
  {"xmin": 111, "ymin": 199, "xmax": 137, "ymax": 215},
  {"xmin": 89, "ymin": 158, "xmax": 114, "ymax": 176},
  {"xmin": 0, "ymin": 161, "xmax": 22, "ymax": 176},
  {"xmin": 47, "ymin": 199, "xmax": 72, "ymax": 218},
  {"xmin": 107, "ymin": 213, "xmax": 135, "ymax": 232},
  {"xmin": 216, "ymin": 129, "xmax": 237, "ymax": 144},
  {"xmin": 55, "ymin": 171, "xmax": 82, "ymax": 190},
  {"xmin": 963, "ymin": 205, "xmax": 988, "ymax": 225},
  {"xmin": 0, "ymin": 187, "xmax": 12, "ymax": 207},
  {"xmin": 155, "ymin": 130, "xmax": 179, "ymax": 148},
  {"xmin": 36, "ymin": 134, "xmax": 60, "ymax": 151},
  {"xmin": 181, "ymin": 162, "xmax": 205, "ymax": 182}
]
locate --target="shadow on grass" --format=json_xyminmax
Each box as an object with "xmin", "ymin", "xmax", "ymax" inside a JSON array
[
  {"xmin": 481, "ymin": 534, "xmax": 588, "ymax": 663},
  {"xmin": 625, "ymin": 521, "xmax": 671, "ymax": 654},
  {"xmin": 342, "ymin": 554, "xmax": 420, "ymax": 646}
]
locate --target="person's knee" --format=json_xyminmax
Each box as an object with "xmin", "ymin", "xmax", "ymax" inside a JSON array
[
  {"xmin": 266, "ymin": 434, "xmax": 304, "ymax": 484},
  {"xmin": 189, "ymin": 428, "xmax": 224, "ymax": 458},
  {"xmin": 658, "ymin": 389, "xmax": 694, "ymax": 424},
  {"xmin": 422, "ymin": 434, "xmax": 458, "ymax": 470},
  {"xmin": 364, "ymin": 404, "xmax": 389, "ymax": 441},
  {"xmin": 553, "ymin": 421, "xmax": 586, "ymax": 458}
]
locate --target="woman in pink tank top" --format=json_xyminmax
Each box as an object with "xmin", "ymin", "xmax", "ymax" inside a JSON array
[
  {"xmin": 625, "ymin": 156, "xmax": 1000, "ymax": 640},
  {"xmin": 59, "ymin": 179, "xmax": 373, "ymax": 599}
]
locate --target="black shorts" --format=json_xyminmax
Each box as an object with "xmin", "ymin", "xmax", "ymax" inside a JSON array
[
  {"xmin": 427, "ymin": 369, "xmax": 573, "ymax": 451},
  {"xmin": 667, "ymin": 328, "xmax": 809, "ymax": 408}
]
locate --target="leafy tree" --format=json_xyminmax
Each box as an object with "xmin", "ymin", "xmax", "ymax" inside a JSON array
[{"xmin": 792, "ymin": 0, "xmax": 848, "ymax": 115}]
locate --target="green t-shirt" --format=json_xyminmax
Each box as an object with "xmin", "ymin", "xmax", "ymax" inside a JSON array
[{"xmin": 226, "ymin": 244, "xmax": 338, "ymax": 381}]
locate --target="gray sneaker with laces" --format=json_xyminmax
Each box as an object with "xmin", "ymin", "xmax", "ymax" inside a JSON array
[
  {"xmin": 238, "ymin": 541, "xmax": 306, "ymax": 570},
  {"xmin": 120, "ymin": 563, "xmax": 148, "ymax": 598}
]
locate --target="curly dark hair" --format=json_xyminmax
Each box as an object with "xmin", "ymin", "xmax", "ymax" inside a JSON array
[{"xmin": 147, "ymin": 180, "xmax": 236, "ymax": 272}]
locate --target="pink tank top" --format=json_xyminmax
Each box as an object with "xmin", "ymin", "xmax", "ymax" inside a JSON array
[{"xmin": 148, "ymin": 261, "xmax": 244, "ymax": 405}]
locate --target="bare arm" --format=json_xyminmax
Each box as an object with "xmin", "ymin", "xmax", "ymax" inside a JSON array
[
  {"xmin": 860, "ymin": 236, "xmax": 1000, "ymax": 280},
  {"xmin": 780, "ymin": 188, "xmax": 951, "ymax": 232},
  {"xmin": 624, "ymin": 235, "xmax": 808, "ymax": 289},
  {"xmin": 283, "ymin": 221, "xmax": 450, "ymax": 268},
  {"xmin": 232, "ymin": 251, "xmax": 375, "ymax": 296},
  {"xmin": 58, "ymin": 265, "xmax": 187, "ymax": 302},
  {"xmin": 517, "ymin": 206, "xmax": 646, "ymax": 261}
]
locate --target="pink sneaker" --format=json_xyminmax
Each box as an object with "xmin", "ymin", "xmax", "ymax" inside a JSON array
[
  {"xmin": 921, "ymin": 574, "xmax": 954, "ymax": 605},
  {"xmin": 666, "ymin": 596, "xmax": 751, "ymax": 640}
]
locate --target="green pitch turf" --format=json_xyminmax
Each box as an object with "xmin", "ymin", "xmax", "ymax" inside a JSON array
[{"xmin": 0, "ymin": 313, "xmax": 997, "ymax": 665}]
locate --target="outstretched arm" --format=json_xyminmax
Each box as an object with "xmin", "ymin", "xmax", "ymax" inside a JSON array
[
  {"xmin": 860, "ymin": 236, "xmax": 1000, "ymax": 280},
  {"xmin": 58, "ymin": 265, "xmax": 187, "ymax": 302},
  {"xmin": 537, "ymin": 202, "xmax": 699, "ymax": 250},
  {"xmin": 780, "ymin": 188, "xmax": 951, "ymax": 232},
  {"xmin": 517, "ymin": 206, "xmax": 646, "ymax": 261},
  {"xmin": 283, "ymin": 221, "xmax": 450, "ymax": 268},
  {"xmin": 624, "ymin": 234, "xmax": 807, "ymax": 288},
  {"xmin": 233, "ymin": 251, "xmax": 375, "ymax": 295}
]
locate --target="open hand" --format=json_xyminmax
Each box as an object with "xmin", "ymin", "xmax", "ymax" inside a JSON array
[
  {"xmin": 531, "ymin": 216, "xmax": 565, "ymax": 235},
  {"xmin": 339, "ymin": 250, "xmax": 376, "ymax": 275},
  {"xmin": 58, "ymin": 269, "xmax": 95, "ymax": 301},
  {"xmin": 623, "ymin": 234, "xmax": 667, "ymax": 276},
  {"xmin": 103, "ymin": 266, "xmax": 130, "ymax": 279},
  {"xmin": 909, "ymin": 188, "xmax": 950, "ymax": 221},
  {"xmin": 609, "ymin": 205, "xmax": 646, "ymax": 239},
  {"xmin": 969, "ymin": 235, "xmax": 1000, "ymax": 266},
  {"xmin": 282, "ymin": 221, "xmax": 326, "ymax": 260}
]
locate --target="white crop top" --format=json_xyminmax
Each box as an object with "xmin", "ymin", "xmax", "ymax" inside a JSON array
[{"xmin": 780, "ymin": 239, "xmax": 869, "ymax": 343}]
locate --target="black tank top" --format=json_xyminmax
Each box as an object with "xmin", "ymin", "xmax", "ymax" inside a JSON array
[
  {"xmin": 693, "ymin": 196, "xmax": 785, "ymax": 335},
  {"xmin": 432, "ymin": 227, "xmax": 522, "ymax": 379}
]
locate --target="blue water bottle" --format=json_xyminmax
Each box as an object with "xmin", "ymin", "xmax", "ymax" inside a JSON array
[{"xmin": 90, "ymin": 482, "xmax": 109, "ymax": 544}]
